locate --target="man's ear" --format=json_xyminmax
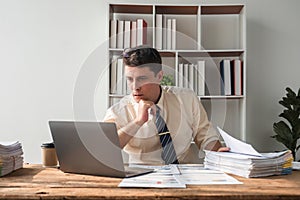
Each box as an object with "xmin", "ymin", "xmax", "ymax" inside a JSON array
[{"xmin": 157, "ymin": 70, "xmax": 164, "ymax": 82}]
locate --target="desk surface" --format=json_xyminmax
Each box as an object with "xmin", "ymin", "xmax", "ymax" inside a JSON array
[{"xmin": 1, "ymin": 164, "xmax": 300, "ymax": 200}]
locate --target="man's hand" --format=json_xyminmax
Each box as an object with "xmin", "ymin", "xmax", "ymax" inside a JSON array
[
  {"xmin": 135, "ymin": 99, "xmax": 155, "ymax": 126},
  {"xmin": 205, "ymin": 140, "xmax": 230, "ymax": 152},
  {"xmin": 217, "ymin": 146, "xmax": 230, "ymax": 152}
]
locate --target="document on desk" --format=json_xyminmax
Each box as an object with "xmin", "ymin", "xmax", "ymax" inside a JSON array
[
  {"xmin": 118, "ymin": 164, "xmax": 242, "ymax": 188},
  {"xmin": 217, "ymin": 127, "xmax": 291, "ymax": 159},
  {"xmin": 175, "ymin": 164, "xmax": 242, "ymax": 185},
  {"xmin": 119, "ymin": 165, "xmax": 184, "ymax": 188},
  {"xmin": 217, "ymin": 127, "xmax": 262, "ymax": 156},
  {"xmin": 292, "ymin": 162, "xmax": 300, "ymax": 170},
  {"xmin": 118, "ymin": 171, "xmax": 186, "ymax": 188}
]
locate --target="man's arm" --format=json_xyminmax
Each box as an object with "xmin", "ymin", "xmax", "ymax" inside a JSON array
[
  {"xmin": 117, "ymin": 120, "xmax": 141, "ymax": 148},
  {"xmin": 191, "ymin": 92, "xmax": 229, "ymax": 152},
  {"xmin": 105, "ymin": 99, "xmax": 156, "ymax": 149}
]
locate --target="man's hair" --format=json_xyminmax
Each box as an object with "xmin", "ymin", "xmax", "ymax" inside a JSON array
[{"xmin": 122, "ymin": 46, "xmax": 162, "ymax": 75}]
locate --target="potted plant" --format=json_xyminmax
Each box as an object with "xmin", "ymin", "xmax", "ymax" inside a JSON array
[
  {"xmin": 272, "ymin": 87, "xmax": 300, "ymax": 161},
  {"xmin": 161, "ymin": 74, "xmax": 174, "ymax": 86}
]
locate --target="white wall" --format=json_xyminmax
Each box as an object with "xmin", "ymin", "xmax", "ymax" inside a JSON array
[
  {"xmin": 246, "ymin": 1, "xmax": 300, "ymax": 158},
  {"xmin": 1, "ymin": 0, "xmax": 300, "ymax": 163},
  {"xmin": 0, "ymin": 0, "xmax": 109, "ymax": 163}
]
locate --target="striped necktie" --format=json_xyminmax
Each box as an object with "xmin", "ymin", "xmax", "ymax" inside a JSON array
[{"xmin": 155, "ymin": 105, "xmax": 179, "ymax": 164}]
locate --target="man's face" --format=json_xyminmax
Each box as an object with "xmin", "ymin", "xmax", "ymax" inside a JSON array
[{"xmin": 125, "ymin": 65, "xmax": 163, "ymax": 103}]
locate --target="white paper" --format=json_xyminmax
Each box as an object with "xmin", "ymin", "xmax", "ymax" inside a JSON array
[
  {"xmin": 119, "ymin": 173, "xmax": 186, "ymax": 188},
  {"xmin": 119, "ymin": 164, "xmax": 242, "ymax": 188},
  {"xmin": 217, "ymin": 127, "xmax": 262, "ymax": 157},
  {"xmin": 175, "ymin": 164, "xmax": 242, "ymax": 185},
  {"xmin": 293, "ymin": 162, "xmax": 300, "ymax": 170},
  {"xmin": 129, "ymin": 164, "xmax": 180, "ymax": 174},
  {"xmin": 175, "ymin": 172, "xmax": 242, "ymax": 185}
]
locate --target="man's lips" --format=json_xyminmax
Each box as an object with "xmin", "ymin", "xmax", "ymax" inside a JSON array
[
  {"xmin": 133, "ymin": 93, "xmax": 143, "ymax": 96},
  {"xmin": 133, "ymin": 94, "xmax": 144, "ymax": 100},
  {"xmin": 133, "ymin": 93, "xmax": 143, "ymax": 97}
]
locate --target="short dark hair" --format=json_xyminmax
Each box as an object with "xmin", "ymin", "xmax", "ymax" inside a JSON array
[{"xmin": 122, "ymin": 46, "xmax": 162, "ymax": 75}]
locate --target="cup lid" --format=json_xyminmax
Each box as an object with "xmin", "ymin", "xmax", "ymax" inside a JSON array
[{"xmin": 41, "ymin": 142, "xmax": 55, "ymax": 148}]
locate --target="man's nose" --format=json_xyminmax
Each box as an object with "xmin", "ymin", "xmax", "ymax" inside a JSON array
[{"xmin": 132, "ymin": 80, "xmax": 141, "ymax": 90}]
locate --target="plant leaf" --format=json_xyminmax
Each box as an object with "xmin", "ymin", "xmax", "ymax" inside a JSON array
[
  {"xmin": 282, "ymin": 97, "xmax": 297, "ymax": 109},
  {"xmin": 279, "ymin": 110, "xmax": 299, "ymax": 127},
  {"xmin": 295, "ymin": 97, "xmax": 300, "ymax": 112},
  {"xmin": 273, "ymin": 121, "xmax": 293, "ymax": 150},
  {"xmin": 286, "ymin": 87, "xmax": 296, "ymax": 98},
  {"xmin": 292, "ymin": 120, "xmax": 300, "ymax": 139},
  {"xmin": 279, "ymin": 100, "xmax": 292, "ymax": 110}
]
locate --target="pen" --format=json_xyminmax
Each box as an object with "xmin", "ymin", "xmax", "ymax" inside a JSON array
[{"xmin": 158, "ymin": 131, "xmax": 170, "ymax": 136}]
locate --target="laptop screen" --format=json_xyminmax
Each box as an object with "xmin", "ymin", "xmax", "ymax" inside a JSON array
[{"xmin": 49, "ymin": 121, "xmax": 127, "ymax": 177}]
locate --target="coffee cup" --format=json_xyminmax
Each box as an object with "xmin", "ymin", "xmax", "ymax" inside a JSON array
[{"xmin": 41, "ymin": 142, "xmax": 58, "ymax": 167}]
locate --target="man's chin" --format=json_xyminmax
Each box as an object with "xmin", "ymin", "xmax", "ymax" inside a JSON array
[{"xmin": 133, "ymin": 95, "xmax": 142, "ymax": 103}]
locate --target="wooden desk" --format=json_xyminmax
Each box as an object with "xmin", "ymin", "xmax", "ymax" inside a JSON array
[{"xmin": 1, "ymin": 164, "xmax": 300, "ymax": 200}]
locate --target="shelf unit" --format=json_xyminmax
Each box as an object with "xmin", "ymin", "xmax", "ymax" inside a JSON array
[{"xmin": 108, "ymin": 3, "xmax": 246, "ymax": 141}]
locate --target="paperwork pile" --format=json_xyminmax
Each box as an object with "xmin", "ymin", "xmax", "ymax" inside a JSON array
[
  {"xmin": 204, "ymin": 127, "xmax": 293, "ymax": 178},
  {"xmin": 0, "ymin": 141, "xmax": 24, "ymax": 177},
  {"xmin": 119, "ymin": 164, "xmax": 242, "ymax": 188}
]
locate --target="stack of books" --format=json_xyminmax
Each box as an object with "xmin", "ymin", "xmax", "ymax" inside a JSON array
[
  {"xmin": 0, "ymin": 141, "xmax": 24, "ymax": 177},
  {"xmin": 204, "ymin": 150, "xmax": 293, "ymax": 178},
  {"xmin": 204, "ymin": 127, "xmax": 293, "ymax": 178},
  {"xmin": 110, "ymin": 19, "xmax": 147, "ymax": 49},
  {"xmin": 220, "ymin": 59, "xmax": 243, "ymax": 96}
]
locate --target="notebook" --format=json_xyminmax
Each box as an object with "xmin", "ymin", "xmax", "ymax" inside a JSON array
[{"xmin": 48, "ymin": 121, "xmax": 153, "ymax": 178}]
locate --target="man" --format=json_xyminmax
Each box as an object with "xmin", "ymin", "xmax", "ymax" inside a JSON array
[{"xmin": 104, "ymin": 46, "xmax": 229, "ymax": 165}]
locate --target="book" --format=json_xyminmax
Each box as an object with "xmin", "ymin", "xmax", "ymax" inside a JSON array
[
  {"xmin": 193, "ymin": 64, "xmax": 198, "ymax": 95},
  {"xmin": 171, "ymin": 19, "xmax": 176, "ymax": 50},
  {"xmin": 183, "ymin": 63, "xmax": 189, "ymax": 88},
  {"xmin": 166, "ymin": 19, "xmax": 172, "ymax": 50},
  {"xmin": 117, "ymin": 20, "xmax": 124, "ymax": 49},
  {"xmin": 110, "ymin": 57, "xmax": 118, "ymax": 94},
  {"xmin": 178, "ymin": 63, "xmax": 184, "ymax": 88},
  {"xmin": 110, "ymin": 19, "xmax": 117, "ymax": 48},
  {"xmin": 155, "ymin": 14, "xmax": 163, "ymax": 50},
  {"xmin": 162, "ymin": 15, "xmax": 167, "ymax": 49},
  {"xmin": 230, "ymin": 59, "xmax": 243, "ymax": 95},
  {"xmin": 196, "ymin": 60, "xmax": 205, "ymax": 96},
  {"xmin": 123, "ymin": 21, "xmax": 131, "ymax": 49},
  {"xmin": 116, "ymin": 58, "xmax": 124, "ymax": 94},
  {"xmin": 131, "ymin": 21, "xmax": 137, "ymax": 48},
  {"xmin": 137, "ymin": 19, "xmax": 147, "ymax": 46},
  {"xmin": 188, "ymin": 64, "xmax": 194, "ymax": 91},
  {"xmin": 220, "ymin": 59, "xmax": 232, "ymax": 95}
]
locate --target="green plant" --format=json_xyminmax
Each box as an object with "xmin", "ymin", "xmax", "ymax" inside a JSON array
[
  {"xmin": 161, "ymin": 74, "xmax": 174, "ymax": 86},
  {"xmin": 272, "ymin": 87, "xmax": 300, "ymax": 160}
]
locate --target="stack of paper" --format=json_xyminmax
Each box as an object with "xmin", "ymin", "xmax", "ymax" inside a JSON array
[
  {"xmin": 204, "ymin": 150, "xmax": 292, "ymax": 178},
  {"xmin": 0, "ymin": 141, "xmax": 24, "ymax": 177},
  {"xmin": 204, "ymin": 127, "xmax": 293, "ymax": 178}
]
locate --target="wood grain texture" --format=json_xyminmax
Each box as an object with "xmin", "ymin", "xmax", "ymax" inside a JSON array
[{"xmin": 0, "ymin": 164, "xmax": 300, "ymax": 200}]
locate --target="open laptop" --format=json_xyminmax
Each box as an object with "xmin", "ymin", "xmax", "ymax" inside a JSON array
[{"xmin": 48, "ymin": 121, "xmax": 153, "ymax": 178}]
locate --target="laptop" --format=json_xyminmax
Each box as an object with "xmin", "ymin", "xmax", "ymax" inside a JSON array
[{"xmin": 48, "ymin": 121, "xmax": 153, "ymax": 178}]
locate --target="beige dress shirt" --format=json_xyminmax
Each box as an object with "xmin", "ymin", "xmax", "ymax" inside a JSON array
[{"xmin": 103, "ymin": 86, "xmax": 219, "ymax": 164}]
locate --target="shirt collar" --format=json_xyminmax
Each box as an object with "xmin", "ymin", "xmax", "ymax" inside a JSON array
[{"xmin": 156, "ymin": 86, "xmax": 165, "ymax": 109}]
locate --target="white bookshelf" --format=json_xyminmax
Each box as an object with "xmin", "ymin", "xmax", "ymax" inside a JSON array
[{"xmin": 108, "ymin": 4, "xmax": 246, "ymax": 141}]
